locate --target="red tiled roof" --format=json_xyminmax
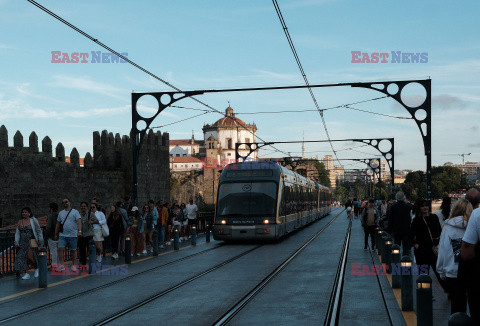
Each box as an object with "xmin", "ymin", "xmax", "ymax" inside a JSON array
[
  {"xmin": 170, "ymin": 139, "xmax": 204, "ymax": 146},
  {"xmin": 213, "ymin": 116, "xmax": 246, "ymax": 127},
  {"xmin": 172, "ymin": 157, "xmax": 202, "ymax": 163},
  {"xmin": 0, "ymin": 216, "xmax": 47, "ymax": 231}
]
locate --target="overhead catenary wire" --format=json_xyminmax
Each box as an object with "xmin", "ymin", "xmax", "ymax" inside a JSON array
[
  {"xmin": 272, "ymin": 0, "xmax": 343, "ymax": 167},
  {"xmin": 26, "ymin": 0, "xmax": 291, "ymax": 159}
]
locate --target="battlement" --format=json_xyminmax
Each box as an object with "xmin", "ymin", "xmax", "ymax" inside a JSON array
[
  {"xmin": 0, "ymin": 125, "xmax": 169, "ymax": 170},
  {"xmin": 0, "ymin": 125, "xmax": 170, "ymax": 225}
]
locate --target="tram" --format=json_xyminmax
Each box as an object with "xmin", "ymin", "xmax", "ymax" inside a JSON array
[{"xmin": 213, "ymin": 161, "xmax": 332, "ymax": 241}]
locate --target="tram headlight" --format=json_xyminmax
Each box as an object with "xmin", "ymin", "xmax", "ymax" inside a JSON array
[
  {"xmin": 221, "ymin": 220, "xmax": 226, "ymax": 225},
  {"xmin": 263, "ymin": 219, "xmax": 269, "ymax": 224}
]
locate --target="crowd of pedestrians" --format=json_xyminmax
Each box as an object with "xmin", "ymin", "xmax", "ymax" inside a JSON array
[
  {"xmin": 345, "ymin": 190, "xmax": 480, "ymax": 323},
  {"xmin": 13, "ymin": 196, "xmax": 200, "ymax": 280}
]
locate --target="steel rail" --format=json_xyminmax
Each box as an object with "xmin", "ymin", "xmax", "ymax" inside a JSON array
[
  {"xmin": 0, "ymin": 243, "xmax": 224, "ymax": 324},
  {"xmin": 213, "ymin": 208, "xmax": 345, "ymax": 326},
  {"xmin": 324, "ymin": 215, "xmax": 353, "ymax": 326}
]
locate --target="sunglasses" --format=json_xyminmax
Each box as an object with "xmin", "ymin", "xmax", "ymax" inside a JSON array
[
  {"xmin": 90, "ymin": 206, "xmax": 96, "ymax": 209},
  {"xmin": 63, "ymin": 201, "xmax": 69, "ymax": 204}
]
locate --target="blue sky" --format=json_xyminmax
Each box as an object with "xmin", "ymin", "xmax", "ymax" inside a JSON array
[{"xmin": 1, "ymin": 0, "xmax": 480, "ymax": 170}]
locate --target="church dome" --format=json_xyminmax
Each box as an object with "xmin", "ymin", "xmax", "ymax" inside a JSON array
[{"xmin": 213, "ymin": 106, "xmax": 246, "ymax": 127}]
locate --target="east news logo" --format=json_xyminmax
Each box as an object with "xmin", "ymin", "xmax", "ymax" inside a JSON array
[{"xmin": 351, "ymin": 51, "xmax": 428, "ymax": 63}]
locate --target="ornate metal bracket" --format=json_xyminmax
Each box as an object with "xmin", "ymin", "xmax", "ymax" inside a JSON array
[
  {"xmin": 131, "ymin": 79, "xmax": 430, "ymax": 204},
  {"xmin": 234, "ymin": 138, "xmax": 394, "ymax": 191}
]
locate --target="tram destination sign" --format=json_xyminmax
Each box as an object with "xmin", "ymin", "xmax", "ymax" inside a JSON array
[{"xmin": 226, "ymin": 170, "xmax": 273, "ymax": 178}]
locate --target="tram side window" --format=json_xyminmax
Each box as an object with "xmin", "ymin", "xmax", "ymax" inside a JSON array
[
  {"xmin": 279, "ymin": 184, "xmax": 286, "ymax": 216},
  {"xmin": 284, "ymin": 182, "xmax": 295, "ymax": 215}
]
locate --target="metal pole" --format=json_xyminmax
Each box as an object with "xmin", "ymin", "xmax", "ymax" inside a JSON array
[
  {"xmin": 125, "ymin": 234, "xmax": 131, "ymax": 264},
  {"xmin": 38, "ymin": 247, "xmax": 47, "ymax": 288},
  {"xmin": 391, "ymin": 244, "xmax": 401, "ymax": 288},
  {"xmin": 174, "ymin": 226, "xmax": 179, "ymax": 250},
  {"xmin": 416, "ymin": 275, "xmax": 433, "ymax": 326},
  {"xmin": 88, "ymin": 239, "xmax": 96, "ymax": 274},
  {"xmin": 401, "ymin": 256, "xmax": 413, "ymax": 311},
  {"xmin": 153, "ymin": 229, "xmax": 159, "ymax": 256},
  {"xmin": 191, "ymin": 225, "xmax": 197, "ymax": 246}
]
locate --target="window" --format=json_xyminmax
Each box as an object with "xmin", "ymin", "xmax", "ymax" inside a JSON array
[
  {"xmin": 227, "ymin": 138, "xmax": 233, "ymax": 149},
  {"xmin": 217, "ymin": 182, "xmax": 278, "ymax": 217},
  {"xmin": 227, "ymin": 153, "xmax": 231, "ymax": 156},
  {"xmin": 176, "ymin": 154, "xmax": 180, "ymax": 157}
]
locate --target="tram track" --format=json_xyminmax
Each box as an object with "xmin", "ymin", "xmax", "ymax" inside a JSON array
[
  {"xmin": 91, "ymin": 244, "xmax": 263, "ymax": 326},
  {"xmin": 0, "ymin": 243, "xmax": 225, "ymax": 324},
  {"xmin": 212, "ymin": 209, "xmax": 345, "ymax": 326},
  {"xmin": 324, "ymin": 215, "xmax": 353, "ymax": 326},
  {"xmin": 367, "ymin": 246, "xmax": 394, "ymax": 326}
]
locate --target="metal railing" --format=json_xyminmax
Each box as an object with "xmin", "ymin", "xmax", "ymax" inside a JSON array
[{"xmin": 0, "ymin": 213, "xmax": 215, "ymax": 277}]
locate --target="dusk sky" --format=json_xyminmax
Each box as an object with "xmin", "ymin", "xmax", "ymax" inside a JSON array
[{"xmin": 1, "ymin": 0, "xmax": 479, "ymax": 170}]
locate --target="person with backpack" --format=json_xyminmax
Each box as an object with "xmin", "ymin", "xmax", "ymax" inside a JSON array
[
  {"xmin": 437, "ymin": 198, "xmax": 472, "ymax": 314},
  {"xmin": 55, "ymin": 198, "xmax": 82, "ymax": 271},
  {"xmin": 460, "ymin": 188, "xmax": 480, "ymax": 324}
]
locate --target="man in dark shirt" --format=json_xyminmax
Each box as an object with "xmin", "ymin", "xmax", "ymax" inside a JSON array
[{"xmin": 390, "ymin": 191, "xmax": 412, "ymax": 256}]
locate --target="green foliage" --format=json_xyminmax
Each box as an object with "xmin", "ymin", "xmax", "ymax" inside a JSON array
[
  {"xmin": 401, "ymin": 166, "xmax": 469, "ymax": 200},
  {"xmin": 334, "ymin": 185, "xmax": 348, "ymax": 201},
  {"xmin": 296, "ymin": 159, "xmax": 331, "ymax": 187}
]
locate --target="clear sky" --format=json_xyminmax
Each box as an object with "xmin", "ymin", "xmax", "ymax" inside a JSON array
[{"xmin": 1, "ymin": 0, "xmax": 479, "ymax": 170}]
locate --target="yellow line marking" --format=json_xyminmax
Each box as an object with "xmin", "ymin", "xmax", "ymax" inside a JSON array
[
  {"xmin": 379, "ymin": 255, "xmax": 417, "ymax": 326},
  {"xmin": 0, "ymin": 241, "xmax": 208, "ymax": 302}
]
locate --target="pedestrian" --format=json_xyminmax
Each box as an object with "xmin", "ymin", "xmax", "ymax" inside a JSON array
[
  {"xmin": 460, "ymin": 188, "xmax": 480, "ymax": 324},
  {"xmin": 353, "ymin": 198, "xmax": 360, "ymax": 218},
  {"xmin": 45, "ymin": 202, "xmax": 59, "ymax": 267},
  {"xmin": 166, "ymin": 203, "xmax": 173, "ymax": 245},
  {"xmin": 159, "ymin": 201, "xmax": 168, "ymax": 247},
  {"xmin": 181, "ymin": 203, "xmax": 188, "ymax": 240},
  {"xmin": 14, "ymin": 207, "xmax": 43, "ymax": 280},
  {"xmin": 55, "ymin": 198, "xmax": 82, "ymax": 271},
  {"xmin": 435, "ymin": 195, "xmax": 451, "ymax": 228},
  {"xmin": 389, "ymin": 192, "xmax": 412, "ymax": 256},
  {"xmin": 92, "ymin": 197, "xmax": 106, "ymax": 216},
  {"xmin": 116, "ymin": 201, "xmax": 130, "ymax": 256},
  {"xmin": 130, "ymin": 206, "xmax": 144, "ymax": 256},
  {"xmin": 149, "ymin": 199, "xmax": 159, "ymax": 235},
  {"xmin": 436, "ymin": 198, "xmax": 472, "ymax": 314},
  {"xmin": 107, "ymin": 205, "xmax": 125, "ymax": 259},
  {"xmin": 410, "ymin": 198, "xmax": 445, "ymax": 297},
  {"xmin": 90, "ymin": 202, "xmax": 106, "ymax": 263},
  {"xmin": 78, "ymin": 201, "xmax": 95, "ymax": 266},
  {"xmin": 361, "ymin": 199, "xmax": 379, "ymax": 250},
  {"xmin": 186, "ymin": 198, "xmax": 198, "ymax": 238},
  {"xmin": 142, "ymin": 204, "xmax": 154, "ymax": 253}
]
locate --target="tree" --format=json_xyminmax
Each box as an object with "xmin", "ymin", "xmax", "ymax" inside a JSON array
[
  {"xmin": 334, "ymin": 185, "xmax": 348, "ymax": 202},
  {"xmin": 401, "ymin": 166, "xmax": 468, "ymax": 200}
]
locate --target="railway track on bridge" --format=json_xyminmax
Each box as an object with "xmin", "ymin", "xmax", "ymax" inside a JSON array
[
  {"xmin": 213, "ymin": 208, "xmax": 349, "ymax": 326},
  {"xmin": 0, "ymin": 243, "xmax": 226, "ymax": 324}
]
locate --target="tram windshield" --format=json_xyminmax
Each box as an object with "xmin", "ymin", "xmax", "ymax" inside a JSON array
[{"xmin": 217, "ymin": 181, "xmax": 278, "ymax": 217}]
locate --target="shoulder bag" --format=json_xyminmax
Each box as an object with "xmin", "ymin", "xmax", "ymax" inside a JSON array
[
  {"xmin": 424, "ymin": 217, "xmax": 439, "ymax": 256},
  {"xmin": 58, "ymin": 209, "xmax": 72, "ymax": 233}
]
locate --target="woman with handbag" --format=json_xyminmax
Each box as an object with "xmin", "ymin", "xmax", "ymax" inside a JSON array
[
  {"xmin": 14, "ymin": 207, "xmax": 43, "ymax": 280},
  {"xmin": 436, "ymin": 198, "xmax": 471, "ymax": 314},
  {"xmin": 410, "ymin": 198, "xmax": 445, "ymax": 297}
]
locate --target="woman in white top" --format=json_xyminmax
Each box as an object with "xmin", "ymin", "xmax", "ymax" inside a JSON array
[
  {"xmin": 436, "ymin": 198, "xmax": 471, "ymax": 314},
  {"xmin": 435, "ymin": 196, "xmax": 452, "ymax": 228}
]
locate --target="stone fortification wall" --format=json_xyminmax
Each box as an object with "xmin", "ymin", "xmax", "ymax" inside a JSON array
[{"xmin": 0, "ymin": 125, "xmax": 169, "ymax": 226}]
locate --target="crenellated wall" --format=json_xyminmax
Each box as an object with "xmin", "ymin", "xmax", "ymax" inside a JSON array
[{"xmin": 0, "ymin": 125, "xmax": 170, "ymax": 226}]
